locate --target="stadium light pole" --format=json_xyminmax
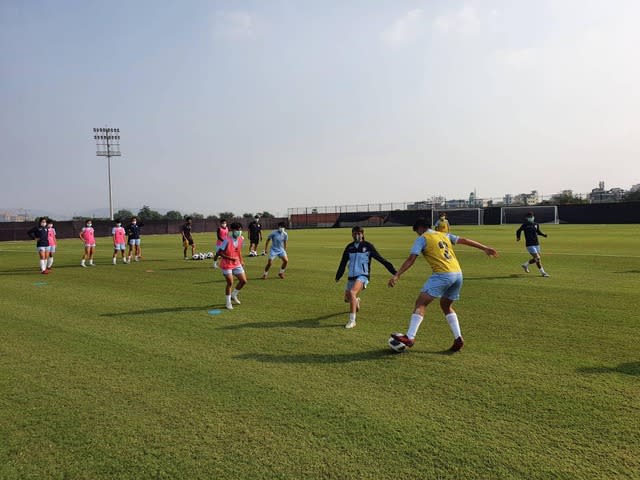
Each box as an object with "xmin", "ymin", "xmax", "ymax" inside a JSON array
[{"xmin": 93, "ymin": 127, "xmax": 121, "ymax": 220}]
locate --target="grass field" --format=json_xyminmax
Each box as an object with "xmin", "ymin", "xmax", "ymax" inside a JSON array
[{"xmin": 1, "ymin": 224, "xmax": 639, "ymax": 479}]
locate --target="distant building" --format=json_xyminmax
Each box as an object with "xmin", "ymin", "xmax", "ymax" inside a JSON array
[{"xmin": 589, "ymin": 181, "xmax": 625, "ymax": 203}]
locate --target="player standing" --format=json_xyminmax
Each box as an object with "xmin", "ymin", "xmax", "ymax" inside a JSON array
[
  {"xmin": 335, "ymin": 226, "xmax": 397, "ymax": 329},
  {"xmin": 262, "ymin": 222, "xmax": 288, "ymax": 279},
  {"xmin": 247, "ymin": 215, "xmax": 263, "ymax": 257},
  {"xmin": 388, "ymin": 218, "xmax": 497, "ymax": 352},
  {"xmin": 516, "ymin": 211, "xmax": 549, "ymax": 277},
  {"xmin": 80, "ymin": 219, "xmax": 96, "ymax": 267},
  {"xmin": 434, "ymin": 212, "xmax": 450, "ymax": 233},
  {"xmin": 126, "ymin": 216, "xmax": 143, "ymax": 262},
  {"xmin": 213, "ymin": 218, "xmax": 229, "ymax": 269},
  {"xmin": 27, "ymin": 217, "xmax": 50, "ymax": 274},
  {"xmin": 181, "ymin": 217, "xmax": 196, "ymax": 260},
  {"xmin": 46, "ymin": 220, "xmax": 57, "ymax": 270},
  {"xmin": 215, "ymin": 222, "xmax": 247, "ymax": 310},
  {"xmin": 112, "ymin": 219, "xmax": 128, "ymax": 264}
]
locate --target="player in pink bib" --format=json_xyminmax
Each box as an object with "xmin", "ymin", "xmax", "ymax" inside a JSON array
[
  {"xmin": 46, "ymin": 220, "xmax": 57, "ymax": 270},
  {"xmin": 80, "ymin": 219, "xmax": 96, "ymax": 267},
  {"xmin": 214, "ymin": 222, "xmax": 247, "ymax": 309},
  {"xmin": 112, "ymin": 219, "xmax": 128, "ymax": 264},
  {"xmin": 213, "ymin": 219, "xmax": 229, "ymax": 269}
]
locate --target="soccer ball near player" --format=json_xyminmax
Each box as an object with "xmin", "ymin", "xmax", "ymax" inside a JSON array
[
  {"xmin": 192, "ymin": 254, "xmax": 199, "ymax": 260},
  {"xmin": 206, "ymin": 252, "xmax": 214, "ymax": 258},
  {"xmin": 388, "ymin": 333, "xmax": 407, "ymax": 353}
]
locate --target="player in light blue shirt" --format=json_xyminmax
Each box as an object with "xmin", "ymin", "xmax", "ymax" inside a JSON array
[{"xmin": 262, "ymin": 222, "xmax": 289, "ymax": 279}]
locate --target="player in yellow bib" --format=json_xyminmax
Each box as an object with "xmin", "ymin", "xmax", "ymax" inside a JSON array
[
  {"xmin": 434, "ymin": 212, "xmax": 450, "ymax": 233},
  {"xmin": 388, "ymin": 217, "xmax": 497, "ymax": 352}
]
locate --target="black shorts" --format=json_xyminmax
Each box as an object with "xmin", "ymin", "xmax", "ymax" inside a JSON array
[{"xmin": 249, "ymin": 235, "xmax": 260, "ymax": 244}]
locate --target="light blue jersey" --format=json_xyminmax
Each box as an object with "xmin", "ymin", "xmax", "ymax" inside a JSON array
[{"xmin": 268, "ymin": 230, "xmax": 288, "ymax": 257}]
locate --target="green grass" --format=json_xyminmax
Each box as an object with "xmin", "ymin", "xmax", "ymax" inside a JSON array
[{"xmin": 1, "ymin": 225, "xmax": 639, "ymax": 479}]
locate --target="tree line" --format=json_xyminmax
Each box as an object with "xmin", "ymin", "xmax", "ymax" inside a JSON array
[{"xmin": 73, "ymin": 206, "xmax": 275, "ymax": 222}]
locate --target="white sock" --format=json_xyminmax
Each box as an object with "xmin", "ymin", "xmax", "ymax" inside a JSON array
[
  {"xmin": 89, "ymin": 259, "xmax": 94, "ymax": 265},
  {"xmin": 112, "ymin": 257, "xmax": 117, "ymax": 264},
  {"xmin": 81, "ymin": 259, "xmax": 86, "ymax": 266},
  {"xmin": 407, "ymin": 313, "xmax": 423, "ymax": 339},
  {"xmin": 225, "ymin": 294, "xmax": 231, "ymax": 304},
  {"xmin": 39, "ymin": 259, "xmax": 46, "ymax": 271},
  {"xmin": 349, "ymin": 313, "xmax": 356, "ymax": 322},
  {"xmin": 446, "ymin": 313, "xmax": 461, "ymax": 339},
  {"xmin": 522, "ymin": 261, "xmax": 529, "ymax": 267},
  {"xmin": 47, "ymin": 257, "xmax": 53, "ymax": 268},
  {"xmin": 279, "ymin": 268, "xmax": 286, "ymax": 274},
  {"xmin": 263, "ymin": 271, "xmax": 268, "ymax": 277},
  {"xmin": 232, "ymin": 289, "xmax": 239, "ymax": 297}
]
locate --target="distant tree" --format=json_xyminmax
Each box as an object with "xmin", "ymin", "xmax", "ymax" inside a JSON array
[
  {"xmin": 625, "ymin": 190, "xmax": 640, "ymax": 202},
  {"xmin": 242, "ymin": 213, "xmax": 254, "ymax": 219},
  {"xmin": 258, "ymin": 211, "xmax": 275, "ymax": 218},
  {"xmin": 186, "ymin": 212, "xmax": 204, "ymax": 219},
  {"xmin": 548, "ymin": 193, "xmax": 588, "ymax": 205},
  {"xmin": 137, "ymin": 205, "xmax": 163, "ymax": 221},
  {"xmin": 165, "ymin": 210, "xmax": 183, "ymax": 220},
  {"xmin": 206, "ymin": 214, "xmax": 219, "ymax": 220},
  {"xmin": 219, "ymin": 212, "xmax": 235, "ymax": 220},
  {"xmin": 114, "ymin": 209, "xmax": 134, "ymax": 220}
]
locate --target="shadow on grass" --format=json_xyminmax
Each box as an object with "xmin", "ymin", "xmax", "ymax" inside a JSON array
[
  {"xmin": 234, "ymin": 348, "xmax": 398, "ymax": 364},
  {"xmin": 614, "ymin": 270, "xmax": 640, "ymax": 274},
  {"xmin": 100, "ymin": 305, "xmax": 222, "ymax": 317},
  {"xmin": 219, "ymin": 312, "xmax": 345, "ymax": 330},
  {"xmin": 464, "ymin": 274, "xmax": 524, "ymax": 281},
  {"xmin": 577, "ymin": 362, "xmax": 640, "ymax": 376}
]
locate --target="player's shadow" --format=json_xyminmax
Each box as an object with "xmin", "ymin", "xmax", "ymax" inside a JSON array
[
  {"xmin": 577, "ymin": 362, "xmax": 640, "ymax": 376},
  {"xmin": 615, "ymin": 270, "xmax": 640, "ymax": 274},
  {"xmin": 464, "ymin": 275, "xmax": 523, "ymax": 280},
  {"xmin": 234, "ymin": 349, "xmax": 397, "ymax": 364},
  {"xmin": 219, "ymin": 312, "xmax": 345, "ymax": 330},
  {"xmin": 100, "ymin": 305, "xmax": 221, "ymax": 317}
]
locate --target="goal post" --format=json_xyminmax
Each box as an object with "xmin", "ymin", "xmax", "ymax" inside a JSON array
[
  {"xmin": 432, "ymin": 208, "xmax": 484, "ymax": 226},
  {"xmin": 500, "ymin": 205, "xmax": 559, "ymax": 225}
]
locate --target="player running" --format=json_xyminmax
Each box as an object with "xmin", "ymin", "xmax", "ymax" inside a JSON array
[
  {"xmin": 388, "ymin": 218, "xmax": 497, "ymax": 352},
  {"xmin": 262, "ymin": 222, "xmax": 289, "ymax": 279},
  {"xmin": 335, "ymin": 226, "xmax": 397, "ymax": 329},
  {"xmin": 215, "ymin": 222, "xmax": 247, "ymax": 310},
  {"xmin": 516, "ymin": 211, "xmax": 549, "ymax": 277}
]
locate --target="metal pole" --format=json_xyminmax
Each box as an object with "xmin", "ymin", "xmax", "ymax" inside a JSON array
[{"xmin": 107, "ymin": 134, "xmax": 113, "ymax": 220}]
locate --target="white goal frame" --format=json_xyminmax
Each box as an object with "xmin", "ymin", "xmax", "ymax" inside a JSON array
[{"xmin": 432, "ymin": 208, "xmax": 484, "ymax": 226}]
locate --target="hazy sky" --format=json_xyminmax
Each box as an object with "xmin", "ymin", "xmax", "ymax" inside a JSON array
[{"xmin": 2, "ymin": 0, "xmax": 639, "ymax": 218}]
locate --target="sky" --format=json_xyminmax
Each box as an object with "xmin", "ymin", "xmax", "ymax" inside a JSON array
[{"xmin": 1, "ymin": 0, "xmax": 639, "ymax": 219}]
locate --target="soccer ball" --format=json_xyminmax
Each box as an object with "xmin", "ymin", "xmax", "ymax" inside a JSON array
[
  {"xmin": 206, "ymin": 252, "xmax": 214, "ymax": 258},
  {"xmin": 388, "ymin": 333, "xmax": 407, "ymax": 353},
  {"xmin": 199, "ymin": 252, "xmax": 206, "ymax": 260},
  {"xmin": 192, "ymin": 254, "xmax": 199, "ymax": 260}
]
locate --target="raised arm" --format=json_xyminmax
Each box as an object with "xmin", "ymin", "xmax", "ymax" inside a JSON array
[{"xmin": 456, "ymin": 237, "xmax": 498, "ymax": 257}]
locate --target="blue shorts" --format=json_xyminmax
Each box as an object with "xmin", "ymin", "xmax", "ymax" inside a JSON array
[
  {"xmin": 129, "ymin": 239, "xmax": 141, "ymax": 246},
  {"xmin": 421, "ymin": 272, "xmax": 463, "ymax": 300},
  {"xmin": 527, "ymin": 245, "xmax": 541, "ymax": 255},
  {"xmin": 114, "ymin": 243, "xmax": 126, "ymax": 250},
  {"xmin": 47, "ymin": 246, "xmax": 56, "ymax": 253},
  {"xmin": 269, "ymin": 250, "xmax": 287, "ymax": 260},
  {"xmin": 346, "ymin": 276, "xmax": 369, "ymax": 291},
  {"xmin": 223, "ymin": 266, "xmax": 245, "ymax": 277}
]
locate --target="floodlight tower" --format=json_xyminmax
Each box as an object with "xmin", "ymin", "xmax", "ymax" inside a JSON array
[{"xmin": 93, "ymin": 127, "xmax": 121, "ymax": 220}]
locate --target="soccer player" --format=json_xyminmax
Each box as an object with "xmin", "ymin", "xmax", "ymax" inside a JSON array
[
  {"xmin": 27, "ymin": 217, "xmax": 50, "ymax": 274},
  {"xmin": 126, "ymin": 216, "xmax": 143, "ymax": 262},
  {"xmin": 79, "ymin": 219, "xmax": 96, "ymax": 267},
  {"xmin": 335, "ymin": 226, "xmax": 397, "ymax": 329},
  {"xmin": 516, "ymin": 211, "xmax": 549, "ymax": 277},
  {"xmin": 215, "ymin": 222, "xmax": 247, "ymax": 309},
  {"xmin": 46, "ymin": 220, "xmax": 57, "ymax": 270},
  {"xmin": 181, "ymin": 217, "xmax": 196, "ymax": 260},
  {"xmin": 112, "ymin": 219, "xmax": 128, "ymax": 264},
  {"xmin": 262, "ymin": 222, "xmax": 288, "ymax": 279},
  {"xmin": 213, "ymin": 218, "xmax": 229, "ymax": 269},
  {"xmin": 247, "ymin": 215, "xmax": 263, "ymax": 257},
  {"xmin": 388, "ymin": 217, "xmax": 497, "ymax": 352},
  {"xmin": 434, "ymin": 212, "xmax": 450, "ymax": 233}
]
